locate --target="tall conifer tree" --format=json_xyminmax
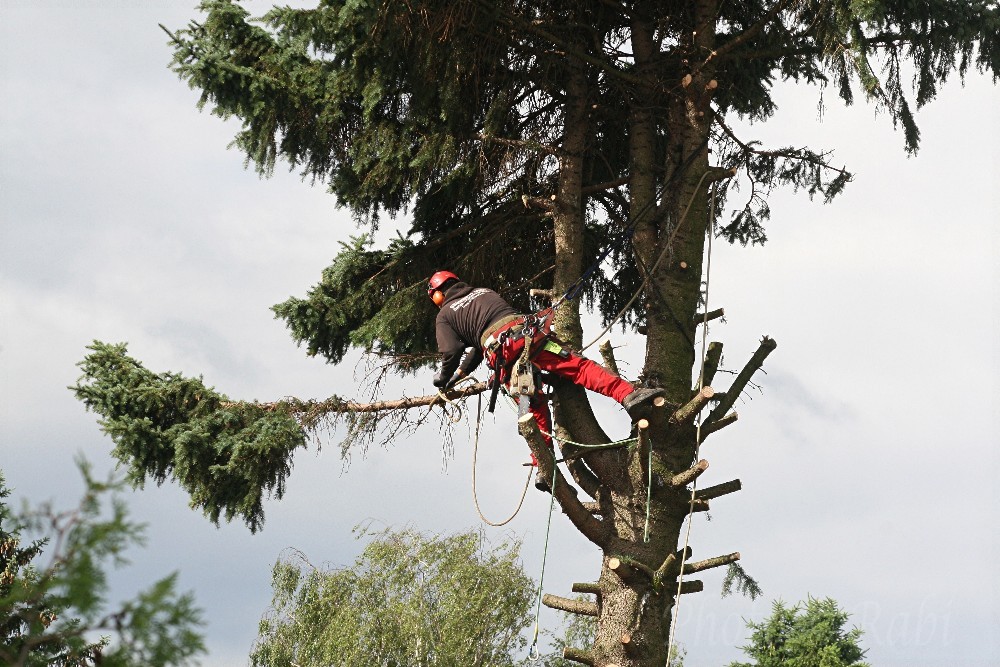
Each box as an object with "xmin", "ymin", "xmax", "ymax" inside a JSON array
[{"xmin": 74, "ymin": 1, "xmax": 997, "ymax": 665}]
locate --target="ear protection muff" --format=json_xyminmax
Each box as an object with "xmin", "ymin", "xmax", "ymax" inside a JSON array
[{"xmin": 431, "ymin": 290, "xmax": 445, "ymax": 307}]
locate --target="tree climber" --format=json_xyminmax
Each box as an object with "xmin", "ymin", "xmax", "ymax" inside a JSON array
[{"xmin": 428, "ymin": 270, "xmax": 661, "ymax": 489}]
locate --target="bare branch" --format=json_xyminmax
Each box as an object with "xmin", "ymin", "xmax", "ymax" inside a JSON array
[
  {"xmin": 700, "ymin": 0, "xmax": 798, "ymax": 66},
  {"xmin": 671, "ymin": 387, "xmax": 715, "ymax": 424},
  {"xmin": 543, "ymin": 594, "xmax": 598, "ymax": 616},
  {"xmin": 518, "ymin": 415, "xmax": 610, "ymax": 547},
  {"xmin": 684, "ymin": 552, "xmax": 741, "ymax": 574},
  {"xmin": 694, "ymin": 479, "xmax": 742, "ymax": 502},
  {"xmin": 598, "ymin": 340, "xmax": 620, "ymax": 376},
  {"xmin": 670, "ymin": 460, "xmax": 709, "ymax": 487},
  {"xmin": 696, "ymin": 341, "xmax": 724, "ymax": 390},
  {"xmin": 241, "ymin": 382, "xmax": 488, "ymax": 416},
  {"xmin": 701, "ymin": 411, "xmax": 738, "ymax": 437},
  {"xmin": 694, "ymin": 308, "xmax": 725, "ymax": 325},
  {"xmin": 562, "ymin": 646, "xmax": 595, "ymax": 666},
  {"xmin": 582, "ymin": 175, "xmax": 629, "ymax": 195},
  {"xmin": 678, "ymin": 580, "xmax": 704, "ymax": 594},
  {"xmin": 572, "ymin": 582, "xmax": 602, "ymax": 595},
  {"xmin": 706, "ymin": 336, "xmax": 777, "ymax": 423},
  {"xmin": 475, "ymin": 132, "xmax": 557, "ymax": 155}
]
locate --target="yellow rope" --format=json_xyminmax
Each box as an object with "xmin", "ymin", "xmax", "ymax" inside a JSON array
[{"xmin": 470, "ymin": 391, "xmax": 534, "ymax": 527}]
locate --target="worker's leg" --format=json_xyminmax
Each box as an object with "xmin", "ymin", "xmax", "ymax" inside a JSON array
[{"xmin": 533, "ymin": 348, "xmax": 634, "ymax": 403}]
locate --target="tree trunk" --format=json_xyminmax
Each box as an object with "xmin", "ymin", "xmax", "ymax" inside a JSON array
[{"xmin": 570, "ymin": 4, "xmax": 721, "ymax": 665}]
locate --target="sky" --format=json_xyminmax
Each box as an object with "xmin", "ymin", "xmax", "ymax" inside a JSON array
[{"xmin": 1, "ymin": 2, "xmax": 997, "ymax": 666}]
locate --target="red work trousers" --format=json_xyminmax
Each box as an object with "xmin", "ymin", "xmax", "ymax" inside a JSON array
[{"xmin": 490, "ymin": 336, "xmax": 634, "ymax": 458}]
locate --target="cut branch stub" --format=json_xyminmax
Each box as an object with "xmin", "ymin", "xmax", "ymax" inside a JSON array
[
  {"xmin": 636, "ymin": 418, "xmax": 651, "ymax": 459},
  {"xmin": 543, "ymin": 594, "xmax": 598, "ymax": 616},
  {"xmin": 695, "ymin": 479, "xmax": 741, "ymax": 502},
  {"xmin": 693, "ymin": 308, "xmax": 724, "ymax": 325},
  {"xmin": 697, "ymin": 341, "xmax": 723, "ymax": 389},
  {"xmin": 562, "ymin": 647, "xmax": 595, "ymax": 666},
  {"xmin": 607, "ymin": 556, "xmax": 648, "ymax": 584},
  {"xmin": 655, "ymin": 546, "xmax": 692, "ymax": 584},
  {"xmin": 677, "ymin": 579, "xmax": 704, "ymax": 595},
  {"xmin": 701, "ymin": 411, "xmax": 738, "ymax": 438},
  {"xmin": 572, "ymin": 582, "xmax": 601, "ymax": 595},
  {"xmin": 672, "ymin": 386, "xmax": 714, "ymax": 424},
  {"xmin": 689, "ymin": 498, "xmax": 710, "ymax": 513},
  {"xmin": 670, "ymin": 459, "xmax": 709, "ymax": 487},
  {"xmin": 683, "ymin": 552, "xmax": 740, "ymax": 574},
  {"xmin": 599, "ymin": 340, "xmax": 620, "ymax": 376}
]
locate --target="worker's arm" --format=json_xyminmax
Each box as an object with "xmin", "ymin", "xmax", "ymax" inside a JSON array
[
  {"xmin": 434, "ymin": 320, "xmax": 466, "ymax": 387},
  {"xmin": 457, "ymin": 347, "xmax": 483, "ymax": 376}
]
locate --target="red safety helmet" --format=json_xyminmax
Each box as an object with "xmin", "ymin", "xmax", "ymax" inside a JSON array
[{"xmin": 427, "ymin": 270, "xmax": 459, "ymax": 306}]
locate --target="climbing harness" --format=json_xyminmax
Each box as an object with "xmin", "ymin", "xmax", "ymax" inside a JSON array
[{"xmin": 665, "ymin": 182, "xmax": 719, "ymax": 664}]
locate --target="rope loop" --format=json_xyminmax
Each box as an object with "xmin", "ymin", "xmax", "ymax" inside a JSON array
[{"xmin": 471, "ymin": 391, "xmax": 533, "ymax": 526}]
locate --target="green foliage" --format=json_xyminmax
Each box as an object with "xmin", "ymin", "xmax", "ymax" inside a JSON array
[
  {"xmin": 729, "ymin": 597, "xmax": 870, "ymax": 667},
  {"xmin": 0, "ymin": 462, "xmax": 204, "ymax": 666},
  {"xmin": 72, "ymin": 341, "xmax": 306, "ymax": 532},
  {"xmin": 160, "ymin": 0, "xmax": 999, "ymax": 369},
  {"xmin": 722, "ymin": 562, "xmax": 764, "ymax": 601},
  {"xmin": 249, "ymin": 526, "xmax": 535, "ymax": 667}
]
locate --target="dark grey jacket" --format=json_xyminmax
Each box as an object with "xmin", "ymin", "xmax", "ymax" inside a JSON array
[{"xmin": 435, "ymin": 282, "xmax": 518, "ymax": 379}]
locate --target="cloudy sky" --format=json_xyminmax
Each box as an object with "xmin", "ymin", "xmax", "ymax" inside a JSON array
[{"xmin": 1, "ymin": 2, "xmax": 997, "ymax": 666}]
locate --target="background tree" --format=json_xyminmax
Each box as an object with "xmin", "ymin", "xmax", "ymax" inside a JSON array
[
  {"xmin": 71, "ymin": 1, "xmax": 998, "ymax": 666},
  {"xmin": 729, "ymin": 597, "xmax": 870, "ymax": 667},
  {"xmin": 249, "ymin": 526, "xmax": 534, "ymax": 667},
  {"xmin": 0, "ymin": 463, "xmax": 204, "ymax": 667}
]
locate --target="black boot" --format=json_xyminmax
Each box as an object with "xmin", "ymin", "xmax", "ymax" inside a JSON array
[{"xmin": 622, "ymin": 387, "xmax": 663, "ymax": 419}]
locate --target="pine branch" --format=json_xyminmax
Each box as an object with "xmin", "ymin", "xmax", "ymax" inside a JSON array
[
  {"xmin": 246, "ymin": 382, "xmax": 488, "ymax": 416},
  {"xmin": 722, "ymin": 561, "xmax": 763, "ymax": 600}
]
